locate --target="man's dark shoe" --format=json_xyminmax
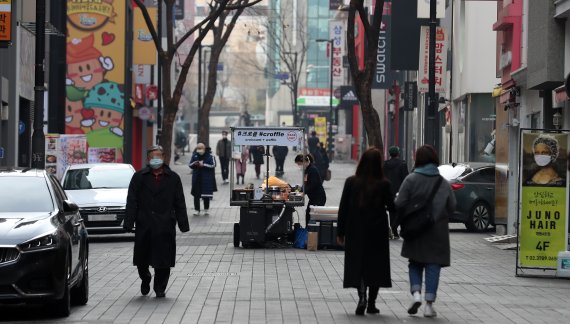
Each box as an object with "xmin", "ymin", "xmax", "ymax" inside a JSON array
[
  {"xmin": 141, "ymin": 277, "xmax": 151, "ymax": 296},
  {"xmin": 367, "ymin": 304, "xmax": 380, "ymax": 314},
  {"xmin": 155, "ymin": 291, "xmax": 166, "ymax": 298}
]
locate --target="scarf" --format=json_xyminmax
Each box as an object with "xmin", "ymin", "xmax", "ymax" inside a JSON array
[{"xmin": 414, "ymin": 163, "xmax": 440, "ymax": 176}]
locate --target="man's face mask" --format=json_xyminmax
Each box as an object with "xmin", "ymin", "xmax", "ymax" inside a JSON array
[
  {"xmin": 149, "ymin": 158, "xmax": 163, "ymax": 169},
  {"xmin": 197, "ymin": 149, "xmax": 205, "ymax": 155}
]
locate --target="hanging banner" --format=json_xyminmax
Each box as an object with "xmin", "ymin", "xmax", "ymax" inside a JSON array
[
  {"xmin": 133, "ymin": 7, "xmax": 157, "ymax": 65},
  {"xmin": 518, "ymin": 130, "xmax": 569, "ymax": 269},
  {"xmin": 66, "ymin": 0, "xmax": 126, "ymax": 162},
  {"xmin": 232, "ymin": 127, "xmax": 304, "ymax": 147},
  {"xmin": 329, "ymin": 19, "xmax": 345, "ymax": 87},
  {"xmin": 418, "ymin": 26, "xmax": 447, "ymax": 93},
  {"xmin": 0, "ymin": 0, "xmax": 12, "ymax": 46},
  {"xmin": 314, "ymin": 117, "xmax": 328, "ymax": 146}
]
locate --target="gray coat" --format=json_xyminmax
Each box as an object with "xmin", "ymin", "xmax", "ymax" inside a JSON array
[{"xmin": 395, "ymin": 173, "xmax": 456, "ymax": 266}]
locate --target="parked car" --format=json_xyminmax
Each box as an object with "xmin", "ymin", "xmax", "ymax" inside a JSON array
[
  {"xmin": 438, "ymin": 162, "xmax": 495, "ymax": 232},
  {"xmin": 61, "ymin": 163, "xmax": 135, "ymax": 234},
  {"xmin": 0, "ymin": 168, "xmax": 89, "ymax": 317}
]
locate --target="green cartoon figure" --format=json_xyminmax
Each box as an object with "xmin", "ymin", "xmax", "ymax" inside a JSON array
[{"xmin": 83, "ymin": 82, "xmax": 125, "ymax": 148}]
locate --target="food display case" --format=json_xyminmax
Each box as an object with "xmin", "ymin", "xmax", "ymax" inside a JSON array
[{"xmin": 229, "ymin": 127, "xmax": 306, "ymax": 248}]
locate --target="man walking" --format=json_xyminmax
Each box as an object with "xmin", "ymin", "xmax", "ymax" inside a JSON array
[
  {"xmin": 308, "ymin": 131, "xmax": 319, "ymax": 156},
  {"xmin": 383, "ymin": 146, "xmax": 409, "ymax": 239},
  {"xmin": 124, "ymin": 145, "xmax": 190, "ymax": 298},
  {"xmin": 272, "ymin": 145, "xmax": 289, "ymax": 177},
  {"xmin": 216, "ymin": 130, "xmax": 231, "ymax": 184}
]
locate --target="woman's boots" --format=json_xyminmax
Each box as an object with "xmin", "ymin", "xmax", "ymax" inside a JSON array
[
  {"xmin": 356, "ymin": 286, "xmax": 380, "ymax": 315},
  {"xmin": 355, "ymin": 287, "xmax": 367, "ymax": 315},
  {"xmin": 367, "ymin": 287, "xmax": 380, "ymax": 314}
]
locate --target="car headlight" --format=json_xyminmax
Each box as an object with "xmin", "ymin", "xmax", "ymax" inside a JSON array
[{"xmin": 19, "ymin": 233, "xmax": 59, "ymax": 251}]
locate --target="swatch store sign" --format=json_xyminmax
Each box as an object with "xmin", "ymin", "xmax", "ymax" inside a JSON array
[{"xmin": 373, "ymin": 1, "xmax": 395, "ymax": 89}]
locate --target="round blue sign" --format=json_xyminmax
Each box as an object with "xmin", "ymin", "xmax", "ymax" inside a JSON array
[{"xmin": 18, "ymin": 121, "xmax": 25, "ymax": 135}]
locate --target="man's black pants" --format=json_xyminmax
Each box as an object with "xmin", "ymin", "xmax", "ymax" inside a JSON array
[
  {"xmin": 219, "ymin": 157, "xmax": 229, "ymax": 180},
  {"xmin": 137, "ymin": 265, "xmax": 171, "ymax": 294}
]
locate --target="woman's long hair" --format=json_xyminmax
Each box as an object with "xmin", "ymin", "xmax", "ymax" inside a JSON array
[{"xmin": 354, "ymin": 147, "xmax": 385, "ymax": 208}]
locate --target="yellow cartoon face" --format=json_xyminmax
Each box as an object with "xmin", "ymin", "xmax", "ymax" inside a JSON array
[
  {"xmin": 65, "ymin": 99, "xmax": 84, "ymax": 129},
  {"xmin": 91, "ymin": 107, "xmax": 123, "ymax": 130},
  {"xmin": 67, "ymin": 58, "xmax": 105, "ymax": 89}
]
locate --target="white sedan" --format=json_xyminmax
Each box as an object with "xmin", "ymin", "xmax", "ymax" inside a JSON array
[{"xmin": 61, "ymin": 163, "xmax": 135, "ymax": 234}]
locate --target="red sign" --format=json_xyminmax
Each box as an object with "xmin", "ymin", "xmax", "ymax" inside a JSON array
[
  {"xmin": 135, "ymin": 84, "xmax": 145, "ymax": 104},
  {"xmin": 0, "ymin": 0, "xmax": 12, "ymax": 45},
  {"xmin": 299, "ymin": 88, "xmax": 331, "ymax": 97},
  {"xmin": 146, "ymin": 85, "xmax": 158, "ymax": 101}
]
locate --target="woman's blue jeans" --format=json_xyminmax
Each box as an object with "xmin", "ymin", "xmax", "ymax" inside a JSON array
[{"xmin": 408, "ymin": 261, "xmax": 441, "ymax": 302}]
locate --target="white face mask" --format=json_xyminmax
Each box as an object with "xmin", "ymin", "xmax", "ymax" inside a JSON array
[
  {"xmin": 197, "ymin": 149, "xmax": 205, "ymax": 155},
  {"xmin": 534, "ymin": 154, "xmax": 551, "ymax": 167}
]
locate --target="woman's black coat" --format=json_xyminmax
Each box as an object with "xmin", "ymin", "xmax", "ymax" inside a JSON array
[
  {"xmin": 124, "ymin": 165, "xmax": 190, "ymax": 268},
  {"xmin": 337, "ymin": 176, "xmax": 394, "ymax": 288},
  {"xmin": 304, "ymin": 164, "xmax": 326, "ymax": 205}
]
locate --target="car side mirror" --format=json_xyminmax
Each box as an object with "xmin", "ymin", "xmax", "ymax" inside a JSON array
[{"xmin": 63, "ymin": 200, "xmax": 79, "ymax": 212}]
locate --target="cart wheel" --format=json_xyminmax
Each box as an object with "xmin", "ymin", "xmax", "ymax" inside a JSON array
[{"xmin": 233, "ymin": 223, "xmax": 240, "ymax": 247}]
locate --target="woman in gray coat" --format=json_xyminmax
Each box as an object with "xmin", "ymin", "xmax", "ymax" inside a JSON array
[{"xmin": 395, "ymin": 145, "xmax": 456, "ymax": 318}]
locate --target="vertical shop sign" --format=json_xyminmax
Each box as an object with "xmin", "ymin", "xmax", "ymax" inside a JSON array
[
  {"xmin": 519, "ymin": 130, "xmax": 569, "ymax": 269},
  {"xmin": 66, "ymin": 0, "xmax": 126, "ymax": 162},
  {"xmin": 372, "ymin": 1, "xmax": 393, "ymax": 89},
  {"xmin": 329, "ymin": 20, "xmax": 345, "ymax": 87},
  {"xmin": 418, "ymin": 26, "xmax": 447, "ymax": 93},
  {"xmin": 314, "ymin": 117, "xmax": 328, "ymax": 147},
  {"xmin": 0, "ymin": 0, "xmax": 12, "ymax": 46},
  {"xmin": 404, "ymin": 81, "xmax": 417, "ymax": 111}
]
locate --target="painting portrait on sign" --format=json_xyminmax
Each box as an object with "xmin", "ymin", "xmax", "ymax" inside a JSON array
[{"xmin": 522, "ymin": 132, "xmax": 568, "ymax": 187}]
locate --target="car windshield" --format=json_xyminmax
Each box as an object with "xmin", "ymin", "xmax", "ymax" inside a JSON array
[
  {"xmin": 63, "ymin": 168, "xmax": 134, "ymax": 190},
  {"xmin": 0, "ymin": 177, "xmax": 54, "ymax": 212}
]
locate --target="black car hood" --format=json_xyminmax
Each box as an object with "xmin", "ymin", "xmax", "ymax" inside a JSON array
[{"xmin": 0, "ymin": 212, "xmax": 56, "ymax": 246}]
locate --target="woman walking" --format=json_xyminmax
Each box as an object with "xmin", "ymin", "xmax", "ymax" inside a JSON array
[
  {"xmin": 251, "ymin": 145, "xmax": 265, "ymax": 179},
  {"xmin": 189, "ymin": 143, "xmax": 217, "ymax": 216},
  {"xmin": 234, "ymin": 145, "xmax": 249, "ymax": 185},
  {"xmin": 294, "ymin": 153, "xmax": 326, "ymax": 226},
  {"xmin": 337, "ymin": 148, "xmax": 394, "ymax": 315},
  {"xmin": 395, "ymin": 145, "xmax": 456, "ymax": 318}
]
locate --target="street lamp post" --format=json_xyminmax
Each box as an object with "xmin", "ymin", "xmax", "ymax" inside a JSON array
[
  {"xmin": 316, "ymin": 39, "xmax": 334, "ymax": 161},
  {"xmin": 197, "ymin": 44, "xmax": 212, "ymax": 140}
]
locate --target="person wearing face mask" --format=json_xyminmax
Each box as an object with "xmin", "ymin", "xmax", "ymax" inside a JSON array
[
  {"xmin": 123, "ymin": 145, "xmax": 190, "ymax": 298},
  {"xmin": 216, "ymin": 130, "xmax": 232, "ymax": 184},
  {"xmin": 295, "ymin": 153, "xmax": 326, "ymax": 226},
  {"xmin": 189, "ymin": 143, "xmax": 217, "ymax": 216},
  {"xmin": 525, "ymin": 134, "xmax": 565, "ymax": 187}
]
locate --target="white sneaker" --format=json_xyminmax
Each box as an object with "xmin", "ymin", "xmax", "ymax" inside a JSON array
[
  {"xmin": 424, "ymin": 303, "xmax": 437, "ymax": 317},
  {"xmin": 203, "ymin": 210, "xmax": 209, "ymax": 216},
  {"xmin": 407, "ymin": 291, "xmax": 422, "ymax": 315},
  {"xmin": 193, "ymin": 211, "xmax": 201, "ymax": 216}
]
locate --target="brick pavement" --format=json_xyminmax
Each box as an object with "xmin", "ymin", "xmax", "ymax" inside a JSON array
[{"xmin": 2, "ymin": 146, "xmax": 570, "ymax": 323}]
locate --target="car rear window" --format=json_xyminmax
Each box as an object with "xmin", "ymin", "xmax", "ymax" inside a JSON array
[
  {"xmin": 0, "ymin": 177, "xmax": 54, "ymax": 212},
  {"xmin": 63, "ymin": 168, "xmax": 134, "ymax": 190}
]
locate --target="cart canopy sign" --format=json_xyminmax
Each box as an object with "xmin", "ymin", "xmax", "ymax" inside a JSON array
[{"xmin": 232, "ymin": 127, "xmax": 304, "ymax": 147}]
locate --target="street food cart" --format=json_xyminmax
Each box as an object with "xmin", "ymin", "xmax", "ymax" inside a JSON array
[{"xmin": 230, "ymin": 127, "xmax": 306, "ymax": 248}]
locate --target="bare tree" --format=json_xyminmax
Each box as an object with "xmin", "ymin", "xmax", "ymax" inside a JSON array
[
  {"xmin": 346, "ymin": 0, "xmax": 385, "ymax": 150},
  {"xmin": 237, "ymin": 2, "xmax": 308, "ymax": 125},
  {"xmin": 133, "ymin": 0, "xmax": 261, "ymax": 162}
]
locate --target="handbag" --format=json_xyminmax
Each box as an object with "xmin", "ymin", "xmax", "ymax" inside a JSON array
[
  {"xmin": 325, "ymin": 169, "xmax": 331, "ymax": 181},
  {"xmin": 399, "ymin": 176, "xmax": 443, "ymax": 241}
]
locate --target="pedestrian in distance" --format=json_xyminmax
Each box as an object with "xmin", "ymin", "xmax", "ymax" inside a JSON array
[
  {"xmin": 173, "ymin": 130, "xmax": 187, "ymax": 165},
  {"xmin": 123, "ymin": 145, "xmax": 190, "ymax": 298},
  {"xmin": 216, "ymin": 130, "xmax": 232, "ymax": 184},
  {"xmin": 251, "ymin": 145, "xmax": 265, "ymax": 179},
  {"xmin": 314, "ymin": 142, "xmax": 330, "ymax": 183},
  {"xmin": 189, "ymin": 143, "xmax": 217, "ymax": 216},
  {"xmin": 295, "ymin": 153, "xmax": 326, "ymax": 226},
  {"xmin": 234, "ymin": 145, "xmax": 249, "ymax": 184},
  {"xmin": 383, "ymin": 146, "xmax": 409, "ymax": 239},
  {"xmin": 308, "ymin": 130, "xmax": 319, "ymax": 156},
  {"xmin": 272, "ymin": 145, "xmax": 289, "ymax": 177},
  {"xmin": 337, "ymin": 147, "xmax": 395, "ymax": 316},
  {"xmin": 395, "ymin": 145, "xmax": 456, "ymax": 318}
]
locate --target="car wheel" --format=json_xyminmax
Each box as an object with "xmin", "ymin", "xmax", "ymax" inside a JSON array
[
  {"xmin": 465, "ymin": 201, "xmax": 492, "ymax": 232},
  {"xmin": 71, "ymin": 255, "xmax": 89, "ymax": 306},
  {"xmin": 233, "ymin": 223, "xmax": 240, "ymax": 247},
  {"xmin": 51, "ymin": 262, "xmax": 71, "ymax": 317}
]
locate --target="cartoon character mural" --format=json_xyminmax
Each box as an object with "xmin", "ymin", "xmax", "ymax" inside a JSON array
[{"xmin": 66, "ymin": 0, "xmax": 125, "ymax": 163}]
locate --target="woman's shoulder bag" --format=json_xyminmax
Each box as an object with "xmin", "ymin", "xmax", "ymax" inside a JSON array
[{"xmin": 399, "ymin": 176, "xmax": 443, "ymax": 241}]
